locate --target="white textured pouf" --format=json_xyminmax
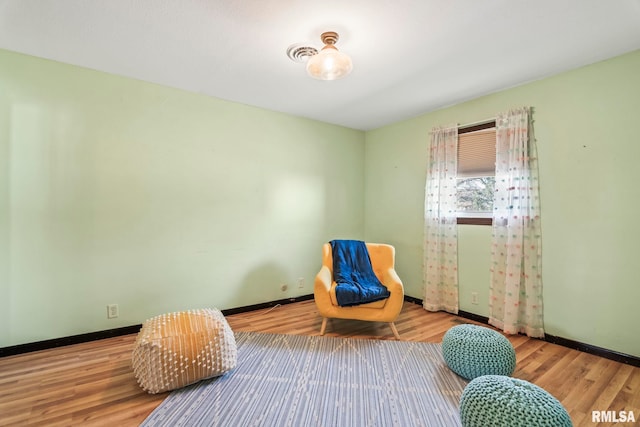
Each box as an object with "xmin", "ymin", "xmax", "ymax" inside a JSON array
[{"xmin": 132, "ymin": 308, "xmax": 237, "ymax": 394}]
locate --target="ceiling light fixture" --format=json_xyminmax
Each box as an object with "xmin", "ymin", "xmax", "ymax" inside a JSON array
[
  {"xmin": 287, "ymin": 31, "xmax": 353, "ymax": 81},
  {"xmin": 306, "ymin": 31, "xmax": 353, "ymax": 81}
]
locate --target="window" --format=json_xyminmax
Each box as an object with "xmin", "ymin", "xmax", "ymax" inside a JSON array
[{"xmin": 457, "ymin": 121, "xmax": 496, "ymax": 225}]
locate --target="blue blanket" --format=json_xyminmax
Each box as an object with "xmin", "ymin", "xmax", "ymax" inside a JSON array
[{"xmin": 330, "ymin": 239, "xmax": 391, "ymax": 307}]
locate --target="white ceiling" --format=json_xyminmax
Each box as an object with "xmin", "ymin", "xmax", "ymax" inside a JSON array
[{"xmin": 1, "ymin": 0, "xmax": 640, "ymax": 131}]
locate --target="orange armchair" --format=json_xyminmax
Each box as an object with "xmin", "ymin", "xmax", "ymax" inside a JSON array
[{"xmin": 314, "ymin": 242, "xmax": 404, "ymax": 339}]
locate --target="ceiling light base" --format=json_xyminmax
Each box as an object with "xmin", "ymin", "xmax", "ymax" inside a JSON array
[{"xmin": 320, "ymin": 32, "xmax": 339, "ymax": 45}]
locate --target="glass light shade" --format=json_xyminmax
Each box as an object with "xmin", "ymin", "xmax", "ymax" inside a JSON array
[{"xmin": 306, "ymin": 46, "xmax": 353, "ymax": 80}]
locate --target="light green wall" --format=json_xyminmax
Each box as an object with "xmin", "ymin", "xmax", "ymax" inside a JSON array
[
  {"xmin": 0, "ymin": 49, "xmax": 365, "ymax": 347},
  {"xmin": 365, "ymin": 49, "xmax": 640, "ymax": 357},
  {"xmin": 3, "ymin": 46, "xmax": 639, "ymax": 358}
]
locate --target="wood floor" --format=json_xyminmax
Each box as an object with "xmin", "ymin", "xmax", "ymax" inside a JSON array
[{"xmin": 1, "ymin": 300, "xmax": 638, "ymax": 426}]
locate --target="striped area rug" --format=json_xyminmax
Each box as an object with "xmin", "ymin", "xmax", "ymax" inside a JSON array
[{"xmin": 140, "ymin": 331, "xmax": 467, "ymax": 426}]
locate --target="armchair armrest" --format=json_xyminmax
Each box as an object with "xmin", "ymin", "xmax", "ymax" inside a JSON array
[
  {"xmin": 314, "ymin": 266, "xmax": 335, "ymax": 316},
  {"xmin": 381, "ymin": 267, "xmax": 404, "ymax": 322},
  {"xmin": 382, "ymin": 268, "xmax": 404, "ymax": 295},
  {"xmin": 314, "ymin": 266, "xmax": 332, "ymax": 293}
]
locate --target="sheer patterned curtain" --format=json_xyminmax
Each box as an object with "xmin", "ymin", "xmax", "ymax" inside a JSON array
[
  {"xmin": 424, "ymin": 126, "xmax": 459, "ymax": 314},
  {"xmin": 489, "ymin": 107, "xmax": 544, "ymax": 338}
]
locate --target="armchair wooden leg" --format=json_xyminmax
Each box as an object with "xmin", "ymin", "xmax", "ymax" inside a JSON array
[
  {"xmin": 320, "ymin": 318, "xmax": 328, "ymax": 335},
  {"xmin": 389, "ymin": 322, "xmax": 401, "ymax": 340}
]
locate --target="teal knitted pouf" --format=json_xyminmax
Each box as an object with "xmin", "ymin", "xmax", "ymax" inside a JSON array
[
  {"xmin": 441, "ymin": 324, "xmax": 515, "ymax": 380},
  {"xmin": 460, "ymin": 375, "xmax": 573, "ymax": 427}
]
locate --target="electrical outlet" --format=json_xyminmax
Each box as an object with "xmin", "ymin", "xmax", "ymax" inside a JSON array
[
  {"xmin": 471, "ymin": 292, "xmax": 479, "ymax": 305},
  {"xmin": 107, "ymin": 304, "xmax": 119, "ymax": 319},
  {"xmin": 297, "ymin": 277, "xmax": 304, "ymax": 288},
  {"xmin": 281, "ymin": 284, "xmax": 288, "ymax": 292}
]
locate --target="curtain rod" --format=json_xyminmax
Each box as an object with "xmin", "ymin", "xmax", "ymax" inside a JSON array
[{"xmin": 459, "ymin": 118, "xmax": 496, "ymax": 129}]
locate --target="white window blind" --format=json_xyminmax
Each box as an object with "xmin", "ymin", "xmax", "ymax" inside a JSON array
[{"xmin": 457, "ymin": 128, "xmax": 496, "ymax": 178}]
